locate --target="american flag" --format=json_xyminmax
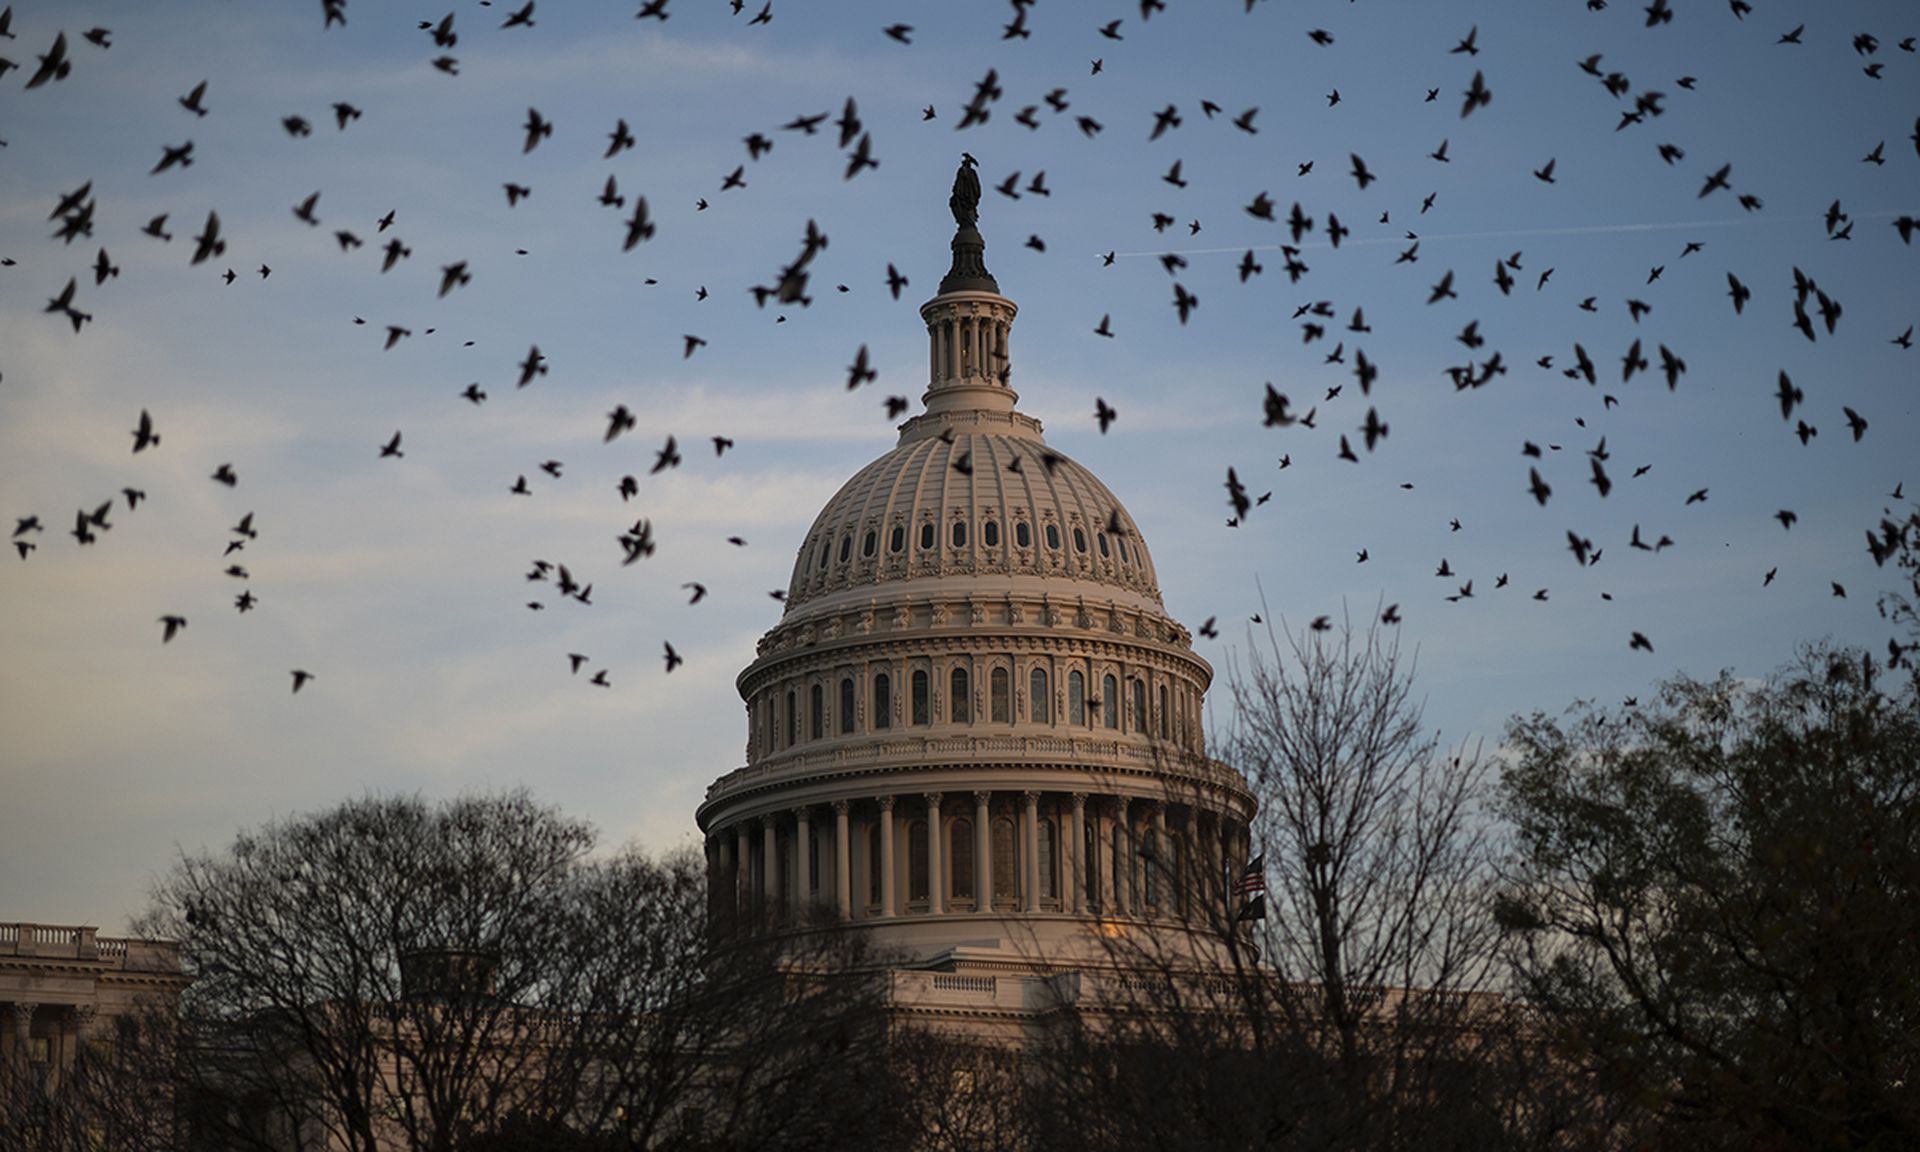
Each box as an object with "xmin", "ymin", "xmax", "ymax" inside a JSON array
[{"xmin": 1231, "ymin": 853, "xmax": 1266, "ymax": 897}]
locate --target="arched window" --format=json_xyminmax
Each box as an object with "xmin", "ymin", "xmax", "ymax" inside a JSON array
[
  {"xmin": 983, "ymin": 520, "xmax": 1000, "ymax": 547},
  {"xmin": 1045, "ymin": 523, "xmax": 1060, "ymax": 550},
  {"xmin": 874, "ymin": 672, "xmax": 893, "ymax": 730},
  {"xmin": 890, "ymin": 525, "xmax": 905, "ymax": 553},
  {"xmin": 919, "ymin": 522, "xmax": 935, "ymax": 551},
  {"xmin": 1039, "ymin": 819, "xmax": 1057, "ymax": 900},
  {"xmin": 786, "ymin": 689, "xmax": 798, "ymax": 747},
  {"xmin": 1015, "ymin": 521, "xmax": 1031, "ymax": 548},
  {"xmin": 990, "ymin": 667, "xmax": 1010, "ymax": 723},
  {"xmin": 951, "ymin": 818, "xmax": 975, "ymax": 901},
  {"xmin": 1132, "ymin": 678, "xmax": 1147, "ymax": 734},
  {"xmin": 1073, "ymin": 527, "xmax": 1087, "ymax": 553},
  {"xmin": 912, "ymin": 670, "xmax": 930, "ymax": 726},
  {"xmin": 951, "ymin": 520, "xmax": 968, "ymax": 548},
  {"xmin": 1030, "ymin": 668, "xmax": 1051, "ymax": 724},
  {"xmin": 1158, "ymin": 684, "xmax": 1169, "ymax": 738},
  {"xmin": 908, "ymin": 820, "xmax": 928, "ymax": 902},
  {"xmin": 839, "ymin": 677, "xmax": 856, "ymax": 734},
  {"xmin": 838, "ymin": 535, "xmax": 852, "ymax": 563},
  {"xmin": 1103, "ymin": 675, "xmax": 1119, "ymax": 729},
  {"xmin": 949, "ymin": 667, "xmax": 970, "ymax": 724},
  {"xmin": 1069, "ymin": 671, "xmax": 1086, "ymax": 726},
  {"xmin": 862, "ymin": 530, "xmax": 876, "ymax": 558},
  {"xmin": 992, "ymin": 817, "xmax": 1018, "ymax": 904},
  {"xmin": 810, "ymin": 683, "xmax": 825, "ymax": 740}
]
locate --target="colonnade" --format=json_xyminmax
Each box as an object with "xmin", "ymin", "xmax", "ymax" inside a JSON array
[{"xmin": 706, "ymin": 788, "xmax": 1251, "ymax": 934}]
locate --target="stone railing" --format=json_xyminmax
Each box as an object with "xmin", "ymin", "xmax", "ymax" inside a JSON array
[
  {"xmin": 705, "ymin": 733, "xmax": 1245, "ymax": 804},
  {"xmin": 0, "ymin": 922, "xmax": 181, "ymax": 971}
]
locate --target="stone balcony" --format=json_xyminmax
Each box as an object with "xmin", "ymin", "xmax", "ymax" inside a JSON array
[{"xmin": 0, "ymin": 922, "xmax": 182, "ymax": 973}]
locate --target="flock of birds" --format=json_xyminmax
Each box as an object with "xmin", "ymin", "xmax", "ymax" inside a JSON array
[{"xmin": 6, "ymin": 0, "xmax": 1919, "ymax": 707}]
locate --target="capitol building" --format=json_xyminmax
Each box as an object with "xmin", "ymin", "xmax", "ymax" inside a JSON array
[{"xmin": 695, "ymin": 163, "xmax": 1258, "ymax": 1042}]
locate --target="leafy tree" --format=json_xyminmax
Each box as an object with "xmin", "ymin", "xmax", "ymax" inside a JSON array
[{"xmin": 1498, "ymin": 645, "xmax": 1920, "ymax": 1149}]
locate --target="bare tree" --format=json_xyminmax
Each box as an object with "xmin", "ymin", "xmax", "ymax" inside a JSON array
[
  {"xmin": 142, "ymin": 791, "xmax": 722, "ymax": 1152},
  {"xmin": 1024, "ymin": 611, "xmax": 1520, "ymax": 1150}
]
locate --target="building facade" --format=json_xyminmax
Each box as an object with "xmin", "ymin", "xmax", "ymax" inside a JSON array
[{"xmin": 696, "ymin": 164, "xmax": 1257, "ymax": 1038}]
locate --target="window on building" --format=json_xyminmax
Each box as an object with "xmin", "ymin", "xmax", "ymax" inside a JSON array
[
  {"xmin": 874, "ymin": 672, "xmax": 893, "ymax": 730},
  {"xmin": 1143, "ymin": 827, "xmax": 1159, "ymax": 908},
  {"xmin": 950, "ymin": 667, "xmax": 971, "ymax": 724},
  {"xmin": 1114, "ymin": 824, "xmax": 1130, "ymax": 911},
  {"xmin": 909, "ymin": 819, "xmax": 928, "ymax": 902},
  {"xmin": 990, "ymin": 667, "xmax": 1010, "ymax": 723},
  {"xmin": 1016, "ymin": 521, "xmax": 1031, "ymax": 548},
  {"xmin": 951, "ymin": 818, "xmax": 975, "ymax": 901},
  {"xmin": 838, "ymin": 535, "xmax": 851, "ymax": 563},
  {"xmin": 818, "ymin": 542, "xmax": 829, "ymax": 569},
  {"xmin": 1073, "ymin": 527, "xmax": 1087, "ymax": 553},
  {"xmin": 810, "ymin": 683, "xmax": 825, "ymax": 740},
  {"xmin": 1030, "ymin": 668, "xmax": 1050, "ymax": 723},
  {"xmin": 912, "ymin": 670, "xmax": 930, "ymax": 726},
  {"xmin": 1039, "ymin": 818, "xmax": 1057, "ymax": 899},
  {"xmin": 984, "ymin": 520, "xmax": 1000, "ymax": 547},
  {"xmin": 1103, "ymin": 675, "xmax": 1119, "ymax": 730},
  {"xmin": 1132, "ymin": 678, "xmax": 1147, "ymax": 734},
  {"xmin": 1098, "ymin": 532, "xmax": 1110, "ymax": 558},
  {"xmin": 992, "ymin": 817, "xmax": 1018, "ymax": 904},
  {"xmin": 1069, "ymin": 670, "xmax": 1086, "ymax": 726},
  {"xmin": 1159, "ymin": 684, "xmax": 1169, "ymax": 738},
  {"xmin": 1045, "ymin": 523, "xmax": 1060, "ymax": 550},
  {"xmin": 786, "ymin": 689, "xmax": 798, "ymax": 747},
  {"xmin": 1117, "ymin": 536, "xmax": 1130, "ymax": 563},
  {"xmin": 951, "ymin": 520, "xmax": 968, "ymax": 548},
  {"xmin": 890, "ymin": 525, "xmax": 905, "ymax": 553},
  {"xmin": 840, "ymin": 677, "xmax": 856, "ymax": 734},
  {"xmin": 862, "ymin": 530, "xmax": 876, "ymax": 558},
  {"xmin": 920, "ymin": 522, "xmax": 935, "ymax": 551}
]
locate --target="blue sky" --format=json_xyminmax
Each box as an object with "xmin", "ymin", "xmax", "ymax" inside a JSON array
[{"xmin": 2, "ymin": 0, "xmax": 1915, "ymax": 930}]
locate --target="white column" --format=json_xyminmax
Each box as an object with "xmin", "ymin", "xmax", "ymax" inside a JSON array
[
  {"xmin": 1022, "ymin": 791, "xmax": 1041, "ymax": 912},
  {"xmin": 735, "ymin": 825, "xmax": 752, "ymax": 922},
  {"xmin": 974, "ymin": 791, "xmax": 993, "ymax": 913},
  {"xmin": 878, "ymin": 795, "xmax": 897, "ymax": 918},
  {"xmin": 793, "ymin": 807, "xmax": 813, "ymax": 909},
  {"xmin": 1069, "ymin": 793, "xmax": 1088, "ymax": 915},
  {"xmin": 1151, "ymin": 803, "xmax": 1170, "ymax": 918},
  {"xmin": 833, "ymin": 800, "xmax": 851, "ymax": 919},
  {"xmin": 762, "ymin": 817, "xmax": 779, "ymax": 920},
  {"xmin": 924, "ymin": 793, "xmax": 945, "ymax": 915}
]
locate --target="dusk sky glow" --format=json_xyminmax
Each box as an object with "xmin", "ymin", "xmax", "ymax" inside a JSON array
[{"xmin": 1, "ymin": 0, "xmax": 1915, "ymax": 930}]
